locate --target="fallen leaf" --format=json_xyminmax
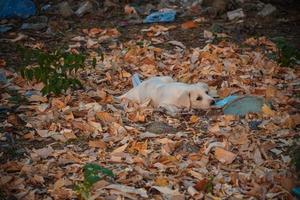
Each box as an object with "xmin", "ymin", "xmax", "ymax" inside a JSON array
[
  {"xmin": 154, "ymin": 177, "xmax": 169, "ymax": 186},
  {"xmin": 168, "ymin": 40, "xmax": 186, "ymax": 49},
  {"xmin": 181, "ymin": 21, "xmax": 197, "ymax": 29},
  {"xmin": 96, "ymin": 111, "xmax": 116, "ymax": 123},
  {"xmin": 262, "ymin": 104, "xmax": 275, "ymax": 117},
  {"xmin": 190, "ymin": 115, "xmax": 199, "ymax": 123},
  {"xmin": 124, "ymin": 4, "xmax": 137, "ymax": 15},
  {"xmin": 214, "ymin": 147, "xmax": 237, "ymax": 164},
  {"xmin": 33, "ymin": 146, "xmax": 54, "ymax": 159},
  {"xmin": 105, "ymin": 184, "xmax": 148, "ymax": 198},
  {"xmin": 51, "ymin": 98, "xmax": 65, "ymax": 109},
  {"xmin": 89, "ymin": 140, "xmax": 107, "ymax": 149},
  {"xmin": 152, "ymin": 186, "xmax": 184, "ymax": 199},
  {"xmin": 203, "ymin": 30, "xmax": 214, "ymax": 39},
  {"xmin": 111, "ymin": 144, "xmax": 128, "ymax": 155},
  {"xmin": 0, "ymin": 59, "xmax": 6, "ymax": 68},
  {"xmin": 194, "ymin": 179, "xmax": 209, "ymax": 191},
  {"xmin": 253, "ymin": 147, "xmax": 264, "ymax": 165},
  {"xmin": 63, "ymin": 130, "xmax": 77, "ymax": 140}
]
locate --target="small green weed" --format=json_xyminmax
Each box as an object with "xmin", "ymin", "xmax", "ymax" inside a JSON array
[
  {"xmin": 75, "ymin": 163, "xmax": 114, "ymax": 200},
  {"xmin": 18, "ymin": 47, "xmax": 96, "ymax": 96},
  {"xmin": 273, "ymin": 37, "xmax": 300, "ymax": 67}
]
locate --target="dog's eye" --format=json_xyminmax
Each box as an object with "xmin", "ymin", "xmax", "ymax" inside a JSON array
[
  {"xmin": 205, "ymin": 91, "xmax": 209, "ymax": 94},
  {"xmin": 196, "ymin": 96, "xmax": 202, "ymax": 101}
]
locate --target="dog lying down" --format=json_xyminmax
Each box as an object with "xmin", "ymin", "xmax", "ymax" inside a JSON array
[{"xmin": 118, "ymin": 76, "xmax": 215, "ymax": 115}]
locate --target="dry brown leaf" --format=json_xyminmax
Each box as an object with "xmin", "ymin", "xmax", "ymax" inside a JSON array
[
  {"xmin": 96, "ymin": 111, "xmax": 116, "ymax": 123},
  {"xmin": 284, "ymin": 114, "xmax": 300, "ymax": 129},
  {"xmin": 0, "ymin": 59, "xmax": 6, "ymax": 68},
  {"xmin": 253, "ymin": 147, "xmax": 264, "ymax": 165},
  {"xmin": 154, "ymin": 177, "xmax": 169, "ymax": 186},
  {"xmin": 89, "ymin": 28, "xmax": 103, "ymax": 37},
  {"xmin": 105, "ymin": 184, "xmax": 148, "ymax": 198},
  {"xmin": 63, "ymin": 130, "xmax": 77, "ymax": 140},
  {"xmin": 214, "ymin": 147, "xmax": 237, "ymax": 164},
  {"xmin": 88, "ymin": 140, "xmax": 107, "ymax": 149},
  {"xmin": 51, "ymin": 98, "xmax": 65, "ymax": 109},
  {"xmin": 124, "ymin": 4, "xmax": 137, "ymax": 15},
  {"xmin": 33, "ymin": 146, "xmax": 54, "ymax": 159},
  {"xmin": 194, "ymin": 179, "xmax": 209, "ymax": 191},
  {"xmin": 262, "ymin": 104, "xmax": 275, "ymax": 117},
  {"xmin": 111, "ymin": 143, "xmax": 128, "ymax": 155},
  {"xmin": 152, "ymin": 186, "xmax": 184, "ymax": 199},
  {"xmin": 23, "ymin": 132, "xmax": 35, "ymax": 140},
  {"xmin": 265, "ymin": 86, "xmax": 277, "ymax": 99},
  {"xmin": 190, "ymin": 115, "xmax": 199, "ymax": 123},
  {"xmin": 27, "ymin": 95, "xmax": 48, "ymax": 102}
]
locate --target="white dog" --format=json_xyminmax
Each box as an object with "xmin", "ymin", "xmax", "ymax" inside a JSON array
[{"xmin": 119, "ymin": 76, "xmax": 215, "ymax": 115}]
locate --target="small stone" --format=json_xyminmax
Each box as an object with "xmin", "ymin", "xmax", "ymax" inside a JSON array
[
  {"xmin": 75, "ymin": 1, "xmax": 93, "ymax": 17},
  {"xmin": 21, "ymin": 16, "xmax": 48, "ymax": 30},
  {"xmin": 248, "ymin": 120, "xmax": 262, "ymax": 130},
  {"xmin": 58, "ymin": 2, "xmax": 73, "ymax": 18},
  {"xmin": 258, "ymin": 4, "xmax": 276, "ymax": 17},
  {"xmin": 227, "ymin": 8, "xmax": 245, "ymax": 20}
]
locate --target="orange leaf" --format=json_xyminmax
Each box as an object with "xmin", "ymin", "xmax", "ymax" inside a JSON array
[
  {"xmin": 0, "ymin": 59, "xmax": 6, "ymax": 68},
  {"xmin": 96, "ymin": 112, "xmax": 116, "ymax": 123},
  {"xmin": 194, "ymin": 179, "xmax": 208, "ymax": 191},
  {"xmin": 181, "ymin": 21, "xmax": 197, "ymax": 29},
  {"xmin": 124, "ymin": 4, "xmax": 137, "ymax": 15},
  {"xmin": 111, "ymin": 143, "xmax": 128, "ymax": 155},
  {"xmin": 128, "ymin": 112, "xmax": 146, "ymax": 122},
  {"xmin": 265, "ymin": 86, "xmax": 277, "ymax": 99},
  {"xmin": 88, "ymin": 140, "xmax": 106, "ymax": 149},
  {"xmin": 218, "ymin": 88, "xmax": 231, "ymax": 98},
  {"xmin": 190, "ymin": 115, "xmax": 199, "ymax": 123},
  {"xmin": 262, "ymin": 104, "xmax": 275, "ymax": 117},
  {"xmin": 89, "ymin": 28, "xmax": 103, "ymax": 37},
  {"xmin": 214, "ymin": 147, "xmax": 237, "ymax": 164},
  {"xmin": 51, "ymin": 98, "xmax": 65, "ymax": 109},
  {"xmin": 155, "ymin": 177, "xmax": 169, "ymax": 186},
  {"xmin": 128, "ymin": 140, "xmax": 148, "ymax": 155},
  {"xmin": 63, "ymin": 131, "xmax": 77, "ymax": 140}
]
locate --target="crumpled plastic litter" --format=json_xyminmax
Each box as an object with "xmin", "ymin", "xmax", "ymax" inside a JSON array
[
  {"xmin": 143, "ymin": 9, "xmax": 176, "ymax": 23},
  {"xmin": 223, "ymin": 95, "xmax": 266, "ymax": 116},
  {"xmin": 215, "ymin": 95, "xmax": 239, "ymax": 108},
  {"xmin": 132, "ymin": 73, "xmax": 142, "ymax": 87},
  {"xmin": 0, "ymin": 0, "xmax": 36, "ymax": 19}
]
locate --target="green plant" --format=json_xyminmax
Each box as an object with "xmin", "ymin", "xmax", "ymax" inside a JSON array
[
  {"xmin": 74, "ymin": 163, "xmax": 114, "ymax": 200},
  {"xmin": 18, "ymin": 47, "xmax": 96, "ymax": 95},
  {"xmin": 273, "ymin": 37, "xmax": 300, "ymax": 67},
  {"xmin": 203, "ymin": 176, "xmax": 214, "ymax": 193}
]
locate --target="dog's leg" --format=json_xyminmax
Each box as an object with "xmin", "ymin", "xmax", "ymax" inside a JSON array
[{"xmin": 159, "ymin": 104, "xmax": 180, "ymax": 117}]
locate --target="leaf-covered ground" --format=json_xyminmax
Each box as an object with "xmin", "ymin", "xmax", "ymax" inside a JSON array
[{"xmin": 0, "ymin": 1, "xmax": 300, "ymax": 200}]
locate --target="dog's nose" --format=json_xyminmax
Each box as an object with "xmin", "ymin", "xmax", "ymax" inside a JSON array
[{"xmin": 210, "ymin": 99, "xmax": 215, "ymax": 106}]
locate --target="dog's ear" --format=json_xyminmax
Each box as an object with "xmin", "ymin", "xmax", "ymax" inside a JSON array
[{"xmin": 177, "ymin": 91, "xmax": 191, "ymax": 109}]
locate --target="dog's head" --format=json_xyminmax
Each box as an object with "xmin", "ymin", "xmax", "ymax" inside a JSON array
[{"xmin": 189, "ymin": 83, "xmax": 215, "ymax": 110}]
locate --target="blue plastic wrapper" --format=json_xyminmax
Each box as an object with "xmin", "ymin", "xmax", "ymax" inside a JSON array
[
  {"xmin": 144, "ymin": 9, "xmax": 176, "ymax": 23},
  {"xmin": 0, "ymin": 0, "xmax": 36, "ymax": 19},
  {"xmin": 215, "ymin": 95, "xmax": 239, "ymax": 108}
]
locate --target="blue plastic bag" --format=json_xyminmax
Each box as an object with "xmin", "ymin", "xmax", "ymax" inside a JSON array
[
  {"xmin": 144, "ymin": 9, "xmax": 176, "ymax": 23},
  {"xmin": 0, "ymin": 0, "xmax": 36, "ymax": 19},
  {"xmin": 215, "ymin": 95, "xmax": 239, "ymax": 108}
]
